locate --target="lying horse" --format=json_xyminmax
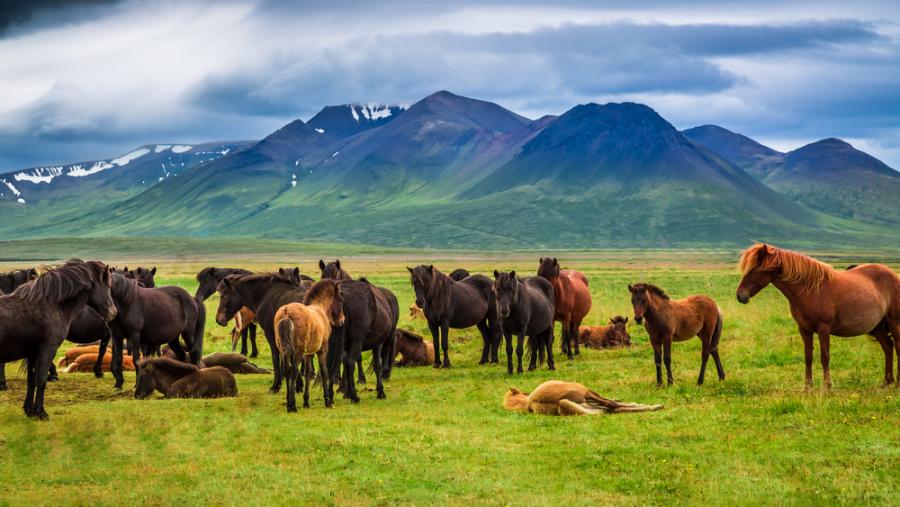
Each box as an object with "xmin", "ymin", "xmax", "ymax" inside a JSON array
[
  {"xmin": 579, "ymin": 316, "xmax": 631, "ymax": 349},
  {"xmin": 0, "ymin": 260, "xmax": 116, "ymax": 419},
  {"xmin": 629, "ymin": 283, "xmax": 724, "ymax": 386},
  {"xmin": 409, "ymin": 304, "xmax": 425, "ymax": 320},
  {"xmin": 202, "ymin": 352, "xmax": 271, "ymax": 374},
  {"xmin": 408, "ymin": 265, "xmax": 498, "ymax": 367},
  {"xmin": 274, "ymin": 279, "xmax": 344, "ymax": 411},
  {"xmin": 63, "ymin": 353, "xmax": 134, "ymax": 373},
  {"xmin": 57, "ymin": 344, "xmax": 103, "ymax": 367},
  {"xmin": 493, "ymin": 270, "xmax": 555, "ymax": 374},
  {"xmin": 394, "ymin": 329, "xmax": 434, "ymax": 366},
  {"xmin": 134, "ymin": 357, "xmax": 237, "ymax": 399},
  {"xmin": 503, "ymin": 381, "xmax": 663, "ymax": 415},
  {"xmin": 537, "ymin": 258, "xmax": 591, "ymax": 359},
  {"xmin": 737, "ymin": 243, "xmax": 900, "ymax": 389}
]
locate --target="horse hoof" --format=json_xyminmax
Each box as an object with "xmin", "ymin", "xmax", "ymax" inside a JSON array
[
  {"xmin": 377, "ymin": 392, "xmax": 386, "ymax": 399},
  {"xmin": 0, "ymin": 382, "xmax": 7, "ymax": 391},
  {"xmin": 94, "ymin": 372, "xmax": 104, "ymax": 379},
  {"xmin": 114, "ymin": 385, "xmax": 123, "ymax": 390},
  {"xmin": 269, "ymin": 387, "xmax": 281, "ymax": 394},
  {"xmin": 350, "ymin": 397, "xmax": 360, "ymax": 404},
  {"xmin": 287, "ymin": 406, "xmax": 297, "ymax": 413},
  {"xmin": 442, "ymin": 362, "xmax": 452, "ymax": 369},
  {"xmin": 548, "ymin": 365, "xmax": 556, "ymax": 371},
  {"xmin": 433, "ymin": 363, "xmax": 442, "ymax": 369}
]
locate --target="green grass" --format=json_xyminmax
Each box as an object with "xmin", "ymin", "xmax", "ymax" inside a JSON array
[{"xmin": 1, "ymin": 254, "xmax": 899, "ymax": 505}]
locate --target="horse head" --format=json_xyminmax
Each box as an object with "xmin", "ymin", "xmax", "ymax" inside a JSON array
[
  {"xmin": 736, "ymin": 243, "xmax": 779, "ymax": 304},
  {"xmin": 493, "ymin": 270, "xmax": 519, "ymax": 318},
  {"xmin": 537, "ymin": 257, "xmax": 560, "ymax": 281}
]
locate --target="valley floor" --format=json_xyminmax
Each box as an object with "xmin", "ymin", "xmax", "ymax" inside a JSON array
[{"xmin": 1, "ymin": 251, "xmax": 899, "ymax": 505}]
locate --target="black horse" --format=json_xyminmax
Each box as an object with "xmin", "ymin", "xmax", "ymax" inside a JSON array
[
  {"xmin": 319, "ymin": 259, "xmax": 352, "ymax": 281},
  {"xmin": 0, "ymin": 260, "xmax": 116, "ymax": 419},
  {"xmin": 215, "ymin": 270, "xmax": 311, "ymax": 393},
  {"xmin": 493, "ymin": 271, "xmax": 556, "ymax": 374},
  {"xmin": 196, "ymin": 267, "xmax": 257, "ymax": 356},
  {"xmin": 449, "ymin": 269, "xmax": 470, "ymax": 281},
  {"xmin": 104, "ymin": 274, "xmax": 205, "ymax": 391},
  {"xmin": 326, "ymin": 278, "xmax": 399, "ymax": 402},
  {"xmin": 0, "ymin": 268, "xmax": 37, "ymax": 294},
  {"xmin": 407, "ymin": 265, "xmax": 499, "ymax": 368}
]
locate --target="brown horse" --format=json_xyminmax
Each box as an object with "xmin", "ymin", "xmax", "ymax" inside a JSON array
[
  {"xmin": 737, "ymin": 243, "xmax": 900, "ymax": 389},
  {"xmin": 629, "ymin": 283, "xmax": 724, "ymax": 386},
  {"xmin": 579, "ymin": 316, "xmax": 631, "ymax": 349},
  {"xmin": 63, "ymin": 353, "xmax": 134, "ymax": 373},
  {"xmin": 503, "ymin": 381, "xmax": 662, "ymax": 415},
  {"xmin": 537, "ymin": 258, "xmax": 592, "ymax": 359},
  {"xmin": 274, "ymin": 279, "xmax": 345, "ymax": 412},
  {"xmin": 134, "ymin": 357, "xmax": 237, "ymax": 399},
  {"xmin": 394, "ymin": 329, "xmax": 435, "ymax": 366}
]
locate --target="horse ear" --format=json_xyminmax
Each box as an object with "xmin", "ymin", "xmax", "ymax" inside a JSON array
[
  {"xmin": 627, "ymin": 284, "xmax": 634, "ymax": 293},
  {"xmin": 494, "ymin": 270, "xmax": 500, "ymax": 279},
  {"xmin": 624, "ymin": 317, "xmax": 629, "ymax": 323},
  {"xmin": 292, "ymin": 267, "xmax": 300, "ymax": 279},
  {"xmin": 553, "ymin": 258, "xmax": 558, "ymax": 266},
  {"xmin": 319, "ymin": 260, "xmax": 326, "ymax": 270},
  {"xmin": 539, "ymin": 257, "xmax": 543, "ymax": 264},
  {"xmin": 335, "ymin": 260, "xmax": 341, "ymax": 269},
  {"xmin": 763, "ymin": 244, "xmax": 775, "ymax": 254},
  {"xmin": 407, "ymin": 266, "xmax": 414, "ymax": 274},
  {"xmin": 509, "ymin": 387, "xmax": 522, "ymax": 395},
  {"xmin": 222, "ymin": 278, "xmax": 232, "ymax": 288},
  {"xmin": 427, "ymin": 265, "xmax": 433, "ymax": 273},
  {"xmin": 150, "ymin": 267, "xmax": 156, "ymax": 275},
  {"xmin": 510, "ymin": 270, "xmax": 516, "ymax": 279}
]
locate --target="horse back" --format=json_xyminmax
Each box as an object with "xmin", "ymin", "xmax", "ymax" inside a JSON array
[{"xmin": 556, "ymin": 271, "xmax": 592, "ymax": 319}]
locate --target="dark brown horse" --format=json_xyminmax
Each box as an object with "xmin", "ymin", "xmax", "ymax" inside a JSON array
[
  {"xmin": 318, "ymin": 260, "xmax": 366, "ymax": 384},
  {"xmin": 629, "ymin": 283, "xmax": 724, "ymax": 386},
  {"xmin": 737, "ymin": 243, "xmax": 900, "ymax": 389},
  {"xmin": 0, "ymin": 268, "xmax": 37, "ymax": 294},
  {"xmin": 134, "ymin": 357, "xmax": 237, "ymax": 399},
  {"xmin": 408, "ymin": 265, "xmax": 499, "ymax": 367},
  {"xmin": 196, "ymin": 267, "xmax": 257, "ymax": 356},
  {"xmin": 449, "ymin": 269, "xmax": 470, "ymax": 282},
  {"xmin": 394, "ymin": 329, "xmax": 434, "ymax": 366},
  {"xmin": 0, "ymin": 260, "xmax": 116, "ymax": 419},
  {"xmin": 493, "ymin": 271, "xmax": 555, "ymax": 374},
  {"xmin": 537, "ymin": 258, "xmax": 592, "ymax": 359}
]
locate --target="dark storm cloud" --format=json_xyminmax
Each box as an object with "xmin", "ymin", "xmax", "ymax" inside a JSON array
[{"xmin": 0, "ymin": 0, "xmax": 121, "ymax": 35}]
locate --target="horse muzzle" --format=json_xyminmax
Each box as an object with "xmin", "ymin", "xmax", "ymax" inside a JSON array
[
  {"xmin": 215, "ymin": 312, "xmax": 229, "ymax": 326},
  {"xmin": 736, "ymin": 291, "xmax": 750, "ymax": 304},
  {"xmin": 106, "ymin": 306, "xmax": 117, "ymax": 321},
  {"xmin": 634, "ymin": 316, "xmax": 643, "ymax": 325}
]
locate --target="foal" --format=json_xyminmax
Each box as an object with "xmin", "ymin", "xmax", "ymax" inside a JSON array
[
  {"xmin": 629, "ymin": 283, "xmax": 724, "ymax": 386},
  {"xmin": 274, "ymin": 279, "xmax": 344, "ymax": 412}
]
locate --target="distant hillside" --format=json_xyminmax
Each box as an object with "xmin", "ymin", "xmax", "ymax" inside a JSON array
[{"xmin": 682, "ymin": 125, "xmax": 784, "ymax": 179}]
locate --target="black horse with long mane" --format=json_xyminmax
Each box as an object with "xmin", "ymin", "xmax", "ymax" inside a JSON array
[
  {"xmin": 407, "ymin": 265, "xmax": 499, "ymax": 368},
  {"xmin": 493, "ymin": 271, "xmax": 556, "ymax": 374},
  {"xmin": 0, "ymin": 268, "xmax": 37, "ymax": 295},
  {"xmin": 0, "ymin": 260, "xmax": 116, "ymax": 419}
]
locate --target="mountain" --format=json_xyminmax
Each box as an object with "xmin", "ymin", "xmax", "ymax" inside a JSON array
[
  {"xmin": 0, "ymin": 91, "xmax": 897, "ymax": 249},
  {"xmin": 307, "ymin": 103, "xmax": 406, "ymax": 139},
  {"xmin": 682, "ymin": 125, "xmax": 784, "ymax": 179}
]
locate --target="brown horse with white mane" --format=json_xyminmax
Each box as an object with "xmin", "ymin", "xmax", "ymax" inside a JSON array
[
  {"xmin": 737, "ymin": 243, "xmax": 900, "ymax": 389},
  {"xmin": 629, "ymin": 283, "xmax": 724, "ymax": 386}
]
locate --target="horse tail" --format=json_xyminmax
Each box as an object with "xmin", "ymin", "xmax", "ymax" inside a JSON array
[
  {"xmin": 527, "ymin": 334, "xmax": 544, "ymax": 366},
  {"xmin": 711, "ymin": 307, "xmax": 723, "ymax": 352},
  {"xmin": 276, "ymin": 317, "xmax": 295, "ymax": 373},
  {"xmin": 326, "ymin": 323, "xmax": 345, "ymax": 384},
  {"xmin": 192, "ymin": 296, "xmax": 207, "ymax": 362}
]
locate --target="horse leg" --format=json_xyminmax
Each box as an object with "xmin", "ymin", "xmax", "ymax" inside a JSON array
[
  {"xmin": 356, "ymin": 353, "xmax": 366, "ymax": 384},
  {"xmin": 240, "ymin": 327, "xmax": 249, "ymax": 356},
  {"xmin": 663, "ymin": 337, "xmax": 674, "ymax": 386},
  {"xmin": 428, "ymin": 319, "xmax": 441, "ymax": 369},
  {"xmin": 516, "ymin": 333, "xmax": 525, "ymax": 374},
  {"xmin": 698, "ymin": 336, "xmax": 711, "ymax": 386},
  {"xmin": 503, "ymin": 330, "xmax": 514, "ymax": 374},
  {"xmin": 303, "ymin": 356, "xmax": 312, "ymax": 409},
  {"xmin": 345, "ymin": 339, "xmax": 363, "ymax": 403},
  {"xmin": 285, "ymin": 355, "xmax": 297, "ymax": 413},
  {"xmin": 651, "ymin": 340, "xmax": 663, "ymax": 387},
  {"xmin": 817, "ymin": 325, "xmax": 832, "ymax": 389},
  {"xmin": 477, "ymin": 320, "xmax": 491, "ymax": 365},
  {"xmin": 111, "ymin": 335, "xmax": 125, "ymax": 389},
  {"xmin": 545, "ymin": 329, "xmax": 556, "ymax": 371},
  {"xmin": 559, "ymin": 321, "xmax": 569, "ymax": 357},
  {"xmin": 872, "ymin": 329, "xmax": 894, "ymax": 386},
  {"xmin": 0, "ymin": 363, "xmax": 6, "ymax": 391},
  {"xmin": 265, "ymin": 328, "xmax": 282, "ymax": 394},
  {"xmin": 94, "ymin": 328, "xmax": 110, "ymax": 378},
  {"xmin": 891, "ymin": 321, "xmax": 900, "ymax": 387},
  {"xmin": 31, "ymin": 347, "xmax": 55, "ymax": 420},
  {"xmin": 564, "ymin": 319, "xmax": 574, "ymax": 360},
  {"xmin": 249, "ymin": 324, "xmax": 258, "ymax": 358},
  {"xmin": 440, "ymin": 322, "xmax": 451, "ymax": 368},
  {"xmin": 128, "ymin": 333, "xmax": 141, "ymax": 388},
  {"xmin": 317, "ymin": 350, "xmax": 332, "ymax": 408},
  {"xmin": 571, "ymin": 321, "xmax": 581, "ymax": 356},
  {"xmin": 373, "ymin": 343, "xmax": 386, "ymax": 399},
  {"xmin": 490, "ymin": 317, "xmax": 501, "ymax": 364},
  {"xmin": 799, "ymin": 328, "xmax": 814, "ymax": 391},
  {"xmin": 23, "ymin": 355, "xmax": 36, "ymax": 417},
  {"xmin": 712, "ymin": 348, "xmax": 725, "ymax": 381},
  {"xmin": 47, "ymin": 362, "xmax": 59, "ymax": 382}
]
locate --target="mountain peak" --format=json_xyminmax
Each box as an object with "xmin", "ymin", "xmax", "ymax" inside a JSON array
[
  {"xmin": 401, "ymin": 91, "xmax": 530, "ymax": 133},
  {"xmin": 307, "ymin": 103, "xmax": 406, "ymax": 139}
]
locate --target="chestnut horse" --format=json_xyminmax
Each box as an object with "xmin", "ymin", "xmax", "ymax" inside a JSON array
[
  {"xmin": 737, "ymin": 243, "xmax": 900, "ymax": 389},
  {"xmin": 629, "ymin": 283, "xmax": 724, "ymax": 386},
  {"xmin": 537, "ymin": 258, "xmax": 591, "ymax": 359}
]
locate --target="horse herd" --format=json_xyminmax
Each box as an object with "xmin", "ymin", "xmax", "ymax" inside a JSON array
[{"xmin": 1, "ymin": 243, "xmax": 900, "ymax": 420}]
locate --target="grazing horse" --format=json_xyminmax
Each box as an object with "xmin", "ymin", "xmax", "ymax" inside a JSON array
[
  {"xmin": 0, "ymin": 260, "xmax": 116, "ymax": 419},
  {"xmin": 629, "ymin": 283, "xmax": 724, "ymax": 386},
  {"xmin": 503, "ymin": 381, "xmax": 663, "ymax": 415},
  {"xmin": 449, "ymin": 269, "xmax": 470, "ymax": 282},
  {"xmin": 537, "ymin": 258, "xmax": 592, "ymax": 359},
  {"xmin": 106, "ymin": 274, "xmax": 206, "ymax": 391},
  {"xmin": 214, "ymin": 270, "xmax": 311, "ymax": 393},
  {"xmin": 394, "ymin": 329, "xmax": 434, "ymax": 366},
  {"xmin": 134, "ymin": 357, "xmax": 237, "ymax": 399},
  {"xmin": 493, "ymin": 271, "xmax": 555, "ymax": 374},
  {"xmin": 318, "ymin": 260, "xmax": 366, "ymax": 384},
  {"xmin": 274, "ymin": 279, "xmax": 344, "ymax": 411},
  {"xmin": 0, "ymin": 268, "xmax": 37, "ymax": 294},
  {"xmin": 196, "ymin": 267, "xmax": 259, "ymax": 357},
  {"xmin": 737, "ymin": 243, "xmax": 900, "ymax": 389},
  {"xmin": 408, "ymin": 265, "xmax": 499, "ymax": 367},
  {"xmin": 579, "ymin": 316, "xmax": 631, "ymax": 349},
  {"xmin": 327, "ymin": 279, "xmax": 399, "ymax": 402}
]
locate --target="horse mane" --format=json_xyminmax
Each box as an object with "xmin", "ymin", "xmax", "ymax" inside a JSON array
[
  {"xmin": 140, "ymin": 357, "xmax": 200, "ymax": 374},
  {"xmin": 427, "ymin": 268, "xmax": 451, "ymax": 316},
  {"xmin": 228, "ymin": 272, "xmax": 296, "ymax": 287},
  {"xmin": 12, "ymin": 260, "xmax": 104, "ymax": 304},
  {"xmin": 739, "ymin": 243, "xmax": 835, "ymax": 291},
  {"xmin": 303, "ymin": 279, "xmax": 339, "ymax": 306},
  {"xmin": 633, "ymin": 283, "xmax": 669, "ymax": 300},
  {"xmin": 111, "ymin": 273, "xmax": 139, "ymax": 305}
]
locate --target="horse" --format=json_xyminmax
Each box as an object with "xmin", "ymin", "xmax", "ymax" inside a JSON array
[
  {"xmin": 629, "ymin": 283, "xmax": 724, "ymax": 386},
  {"xmin": 134, "ymin": 357, "xmax": 237, "ymax": 399},
  {"xmin": 449, "ymin": 269, "xmax": 470, "ymax": 282},
  {"xmin": 737, "ymin": 243, "xmax": 900, "ymax": 389},
  {"xmin": 537, "ymin": 258, "xmax": 592, "ymax": 359},
  {"xmin": 130, "ymin": 267, "xmax": 157, "ymax": 288},
  {"xmin": 196, "ymin": 267, "xmax": 258, "ymax": 357},
  {"xmin": 214, "ymin": 270, "xmax": 311, "ymax": 393},
  {"xmin": 318, "ymin": 260, "xmax": 367, "ymax": 385},
  {"xmin": 201, "ymin": 352, "xmax": 271, "ymax": 374},
  {"xmin": 503, "ymin": 381, "xmax": 663, "ymax": 416},
  {"xmin": 105, "ymin": 274, "xmax": 206, "ymax": 392},
  {"xmin": 493, "ymin": 271, "xmax": 555, "ymax": 374},
  {"xmin": 409, "ymin": 304, "xmax": 425, "ymax": 320},
  {"xmin": 394, "ymin": 329, "xmax": 434, "ymax": 366},
  {"xmin": 274, "ymin": 279, "xmax": 344, "ymax": 411},
  {"xmin": 579, "ymin": 316, "xmax": 631, "ymax": 349},
  {"xmin": 57, "ymin": 345, "xmax": 104, "ymax": 368},
  {"xmin": 0, "ymin": 268, "xmax": 37, "ymax": 294},
  {"xmin": 62, "ymin": 352, "xmax": 134, "ymax": 373},
  {"xmin": 326, "ymin": 279, "xmax": 399, "ymax": 402},
  {"xmin": 229, "ymin": 306, "xmax": 257, "ymax": 356},
  {"xmin": 407, "ymin": 265, "xmax": 499, "ymax": 367},
  {"xmin": 0, "ymin": 260, "xmax": 116, "ymax": 419}
]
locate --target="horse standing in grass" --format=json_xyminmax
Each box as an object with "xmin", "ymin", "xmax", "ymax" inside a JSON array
[
  {"xmin": 629, "ymin": 283, "xmax": 724, "ymax": 386},
  {"xmin": 537, "ymin": 258, "xmax": 591, "ymax": 359},
  {"xmin": 0, "ymin": 260, "xmax": 116, "ymax": 419},
  {"xmin": 737, "ymin": 243, "xmax": 900, "ymax": 389},
  {"xmin": 493, "ymin": 271, "xmax": 555, "ymax": 374},
  {"xmin": 408, "ymin": 265, "xmax": 499, "ymax": 367},
  {"xmin": 196, "ymin": 267, "xmax": 259, "ymax": 357},
  {"xmin": 318, "ymin": 260, "xmax": 367, "ymax": 384},
  {"xmin": 274, "ymin": 279, "xmax": 344, "ymax": 411}
]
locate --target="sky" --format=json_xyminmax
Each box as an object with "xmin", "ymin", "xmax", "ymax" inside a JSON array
[{"xmin": 0, "ymin": 0, "xmax": 898, "ymax": 171}]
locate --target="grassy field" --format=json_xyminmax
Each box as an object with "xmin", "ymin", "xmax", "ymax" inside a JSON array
[{"xmin": 1, "ymin": 251, "xmax": 899, "ymax": 505}]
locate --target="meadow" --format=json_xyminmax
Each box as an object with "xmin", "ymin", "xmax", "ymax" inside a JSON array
[{"xmin": 1, "ymin": 249, "xmax": 899, "ymax": 506}]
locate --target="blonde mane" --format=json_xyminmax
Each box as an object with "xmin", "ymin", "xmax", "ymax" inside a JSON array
[{"xmin": 739, "ymin": 244, "xmax": 835, "ymax": 291}]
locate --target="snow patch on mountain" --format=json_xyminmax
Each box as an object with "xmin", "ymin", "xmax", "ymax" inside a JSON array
[
  {"xmin": 154, "ymin": 145, "xmax": 172, "ymax": 153},
  {"xmin": 68, "ymin": 161, "xmax": 114, "ymax": 177},
  {"xmin": 348, "ymin": 104, "xmax": 404, "ymax": 123},
  {"xmin": 2, "ymin": 179, "xmax": 21, "ymax": 196},
  {"xmin": 112, "ymin": 148, "xmax": 150, "ymax": 166},
  {"xmin": 171, "ymin": 145, "xmax": 193, "ymax": 154}
]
